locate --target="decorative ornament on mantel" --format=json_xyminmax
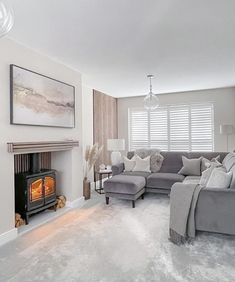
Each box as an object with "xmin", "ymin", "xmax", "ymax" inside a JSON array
[
  {"xmin": 0, "ymin": 0, "xmax": 14, "ymax": 38},
  {"xmin": 143, "ymin": 75, "xmax": 159, "ymax": 111}
]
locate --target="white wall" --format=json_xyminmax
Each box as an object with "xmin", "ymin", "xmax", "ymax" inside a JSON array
[
  {"xmin": 118, "ymin": 87, "xmax": 235, "ymax": 153},
  {"xmin": 0, "ymin": 38, "xmax": 84, "ymax": 236},
  {"xmin": 82, "ymin": 85, "xmax": 94, "ymax": 181}
]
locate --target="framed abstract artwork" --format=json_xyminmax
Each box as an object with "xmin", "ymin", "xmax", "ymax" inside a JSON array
[{"xmin": 10, "ymin": 64, "xmax": 75, "ymax": 128}]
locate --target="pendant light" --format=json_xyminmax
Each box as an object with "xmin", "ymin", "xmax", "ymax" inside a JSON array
[
  {"xmin": 143, "ymin": 75, "xmax": 159, "ymax": 110},
  {"xmin": 0, "ymin": 1, "xmax": 14, "ymax": 38}
]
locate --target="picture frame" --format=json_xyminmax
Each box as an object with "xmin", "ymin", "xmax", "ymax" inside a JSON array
[{"xmin": 10, "ymin": 64, "xmax": 75, "ymax": 128}]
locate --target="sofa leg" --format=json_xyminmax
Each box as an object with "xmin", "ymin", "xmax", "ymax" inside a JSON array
[
  {"xmin": 106, "ymin": 197, "xmax": 109, "ymax": 205},
  {"xmin": 132, "ymin": 200, "xmax": 135, "ymax": 208},
  {"xmin": 141, "ymin": 194, "xmax": 144, "ymax": 200}
]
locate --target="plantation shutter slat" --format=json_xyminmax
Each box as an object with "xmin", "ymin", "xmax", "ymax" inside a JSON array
[
  {"xmin": 191, "ymin": 104, "xmax": 214, "ymax": 151},
  {"xmin": 129, "ymin": 108, "xmax": 149, "ymax": 150},
  {"xmin": 169, "ymin": 105, "xmax": 190, "ymax": 151},
  {"xmin": 150, "ymin": 108, "xmax": 168, "ymax": 150},
  {"xmin": 128, "ymin": 103, "xmax": 214, "ymax": 152}
]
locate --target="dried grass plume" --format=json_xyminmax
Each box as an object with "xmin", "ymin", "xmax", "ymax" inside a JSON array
[{"xmin": 84, "ymin": 143, "xmax": 103, "ymax": 180}]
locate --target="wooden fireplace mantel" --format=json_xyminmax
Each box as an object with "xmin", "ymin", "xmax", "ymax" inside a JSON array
[{"xmin": 7, "ymin": 140, "xmax": 79, "ymax": 154}]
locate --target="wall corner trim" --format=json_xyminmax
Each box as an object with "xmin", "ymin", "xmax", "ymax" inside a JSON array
[
  {"xmin": 0, "ymin": 228, "xmax": 17, "ymax": 247},
  {"xmin": 66, "ymin": 196, "xmax": 85, "ymax": 209}
]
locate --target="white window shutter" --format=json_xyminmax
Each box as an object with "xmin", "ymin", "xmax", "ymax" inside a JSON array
[
  {"xmin": 150, "ymin": 108, "xmax": 168, "ymax": 150},
  {"xmin": 128, "ymin": 103, "xmax": 214, "ymax": 152},
  {"xmin": 191, "ymin": 104, "xmax": 214, "ymax": 151},
  {"xmin": 169, "ymin": 105, "xmax": 190, "ymax": 151},
  {"xmin": 129, "ymin": 108, "xmax": 149, "ymax": 150}
]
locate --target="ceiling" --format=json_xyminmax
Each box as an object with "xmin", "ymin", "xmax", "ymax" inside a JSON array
[{"xmin": 6, "ymin": 0, "xmax": 235, "ymax": 97}]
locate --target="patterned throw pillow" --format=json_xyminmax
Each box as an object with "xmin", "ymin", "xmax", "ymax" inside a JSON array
[
  {"xmin": 150, "ymin": 153, "xmax": 164, "ymax": 173},
  {"xmin": 201, "ymin": 155, "xmax": 221, "ymax": 172},
  {"xmin": 123, "ymin": 155, "xmax": 136, "ymax": 172},
  {"xmin": 135, "ymin": 149, "xmax": 160, "ymax": 159}
]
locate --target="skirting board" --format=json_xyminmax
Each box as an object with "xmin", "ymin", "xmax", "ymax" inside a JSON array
[
  {"xmin": 66, "ymin": 196, "xmax": 85, "ymax": 209},
  {"xmin": 0, "ymin": 228, "xmax": 17, "ymax": 247}
]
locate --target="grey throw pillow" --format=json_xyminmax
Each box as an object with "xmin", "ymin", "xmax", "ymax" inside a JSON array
[
  {"xmin": 150, "ymin": 153, "xmax": 164, "ymax": 173},
  {"xmin": 178, "ymin": 156, "xmax": 202, "ymax": 176}
]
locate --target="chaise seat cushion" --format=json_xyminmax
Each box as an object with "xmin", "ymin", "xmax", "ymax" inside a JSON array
[
  {"xmin": 183, "ymin": 176, "xmax": 201, "ymax": 185},
  {"xmin": 146, "ymin": 173, "xmax": 185, "ymax": 189},
  {"xmin": 121, "ymin": 171, "xmax": 151, "ymax": 181},
  {"xmin": 104, "ymin": 175, "xmax": 145, "ymax": 195}
]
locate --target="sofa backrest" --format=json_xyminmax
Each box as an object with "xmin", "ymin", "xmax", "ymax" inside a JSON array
[
  {"xmin": 127, "ymin": 150, "xmax": 228, "ymax": 173},
  {"xmin": 159, "ymin": 151, "xmax": 189, "ymax": 173}
]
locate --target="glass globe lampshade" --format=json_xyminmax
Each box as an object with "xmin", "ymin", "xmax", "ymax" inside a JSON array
[
  {"xmin": 0, "ymin": 1, "xmax": 14, "ymax": 38},
  {"xmin": 144, "ymin": 92, "xmax": 159, "ymax": 110},
  {"xmin": 143, "ymin": 75, "xmax": 159, "ymax": 110}
]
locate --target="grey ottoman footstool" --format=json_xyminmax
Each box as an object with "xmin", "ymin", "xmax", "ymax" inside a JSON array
[{"xmin": 103, "ymin": 175, "xmax": 145, "ymax": 208}]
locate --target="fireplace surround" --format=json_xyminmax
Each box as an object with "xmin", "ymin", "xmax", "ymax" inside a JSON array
[
  {"xmin": 4, "ymin": 140, "xmax": 80, "ymax": 237},
  {"xmin": 15, "ymin": 153, "xmax": 57, "ymax": 224}
]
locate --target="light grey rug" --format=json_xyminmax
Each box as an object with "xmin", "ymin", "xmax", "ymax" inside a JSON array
[{"xmin": 0, "ymin": 193, "xmax": 235, "ymax": 282}]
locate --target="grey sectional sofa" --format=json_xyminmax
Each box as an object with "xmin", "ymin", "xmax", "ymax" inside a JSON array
[
  {"xmin": 112, "ymin": 151, "xmax": 228, "ymax": 194},
  {"xmin": 110, "ymin": 150, "xmax": 235, "ymax": 236}
]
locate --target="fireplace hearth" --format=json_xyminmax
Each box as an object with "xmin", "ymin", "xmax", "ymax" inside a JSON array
[{"xmin": 15, "ymin": 153, "xmax": 57, "ymax": 224}]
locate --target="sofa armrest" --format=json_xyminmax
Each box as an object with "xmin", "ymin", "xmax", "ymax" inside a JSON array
[
  {"xmin": 196, "ymin": 187, "xmax": 235, "ymax": 235},
  {"xmin": 171, "ymin": 183, "xmax": 235, "ymax": 235},
  {"xmin": 112, "ymin": 163, "xmax": 124, "ymax": 176}
]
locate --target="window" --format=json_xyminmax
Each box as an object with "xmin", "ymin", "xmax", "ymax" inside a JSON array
[{"xmin": 128, "ymin": 103, "xmax": 214, "ymax": 152}]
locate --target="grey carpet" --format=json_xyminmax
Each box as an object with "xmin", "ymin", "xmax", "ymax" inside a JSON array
[{"xmin": 0, "ymin": 193, "xmax": 235, "ymax": 282}]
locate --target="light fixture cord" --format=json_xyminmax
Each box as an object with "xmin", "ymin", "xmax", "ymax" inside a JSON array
[{"xmin": 149, "ymin": 76, "xmax": 153, "ymax": 93}]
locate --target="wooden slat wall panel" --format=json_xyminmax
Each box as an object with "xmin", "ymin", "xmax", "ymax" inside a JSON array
[
  {"xmin": 14, "ymin": 152, "xmax": 51, "ymax": 174},
  {"xmin": 93, "ymin": 90, "xmax": 118, "ymax": 169}
]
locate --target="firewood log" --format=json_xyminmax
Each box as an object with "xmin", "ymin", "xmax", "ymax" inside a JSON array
[{"xmin": 15, "ymin": 213, "xmax": 25, "ymax": 227}]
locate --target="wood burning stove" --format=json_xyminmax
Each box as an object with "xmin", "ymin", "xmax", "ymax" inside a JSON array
[{"xmin": 15, "ymin": 153, "xmax": 57, "ymax": 224}]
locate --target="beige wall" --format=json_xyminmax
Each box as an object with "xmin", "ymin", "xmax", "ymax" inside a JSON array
[
  {"xmin": 82, "ymin": 85, "xmax": 94, "ymax": 181},
  {"xmin": 0, "ymin": 38, "xmax": 83, "ymax": 236},
  {"xmin": 118, "ymin": 87, "xmax": 235, "ymax": 153}
]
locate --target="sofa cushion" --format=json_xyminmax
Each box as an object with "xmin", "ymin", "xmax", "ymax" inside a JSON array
[
  {"xmin": 133, "ymin": 155, "xmax": 151, "ymax": 172},
  {"xmin": 159, "ymin": 152, "xmax": 189, "ymax": 173},
  {"xmin": 127, "ymin": 151, "xmax": 135, "ymax": 159},
  {"xmin": 103, "ymin": 175, "xmax": 145, "ymax": 194},
  {"xmin": 135, "ymin": 148, "xmax": 160, "ymax": 159},
  {"xmin": 127, "ymin": 149, "xmax": 160, "ymax": 160},
  {"xmin": 123, "ymin": 155, "xmax": 136, "ymax": 172},
  {"xmin": 206, "ymin": 168, "xmax": 232, "ymax": 189},
  {"xmin": 201, "ymin": 155, "xmax": 221, "ymax": 172},
  {"xmin": 178, "ymin": 156, "xmax": 202, "ymax": 176},
  {"xmin": 199, "ymin": 164, "xmax": 225, "ymax": 187},
  {"xmin": 121, "ymin": 171, "xmax": 151, "ymax": 181},
  {"xmin": 222, "ymin": 152, "xmax": 235, "ymax": 166},
  {"xmin": 150, "ymin": 153, "xmax": 164, "ymax": 173},
  {"xmin": 127, "ymin": 149, "xmax": 164, "ymax": 173},
  {"xmin": 146, "ymin": 173, "xmax": 185, "ymax": 189},
  {"xmin": 229, "ymin": 165, "xmax": 235, "ymax": 189},
  {"xmin": 223, "ymin": 153, "xmax": 235, "ymax": 172},
  {"xmin": 188, "ymin": 152, "xmax": 227, "ymax": 161},
  {"xmin": 183, "ymin": 176, "xmax": 201, "ymax": 185}
]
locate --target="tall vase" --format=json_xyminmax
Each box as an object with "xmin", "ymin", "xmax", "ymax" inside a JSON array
[{"xmin": 83, "ymin": 177, "xmax": 91, "ymax": 200}]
